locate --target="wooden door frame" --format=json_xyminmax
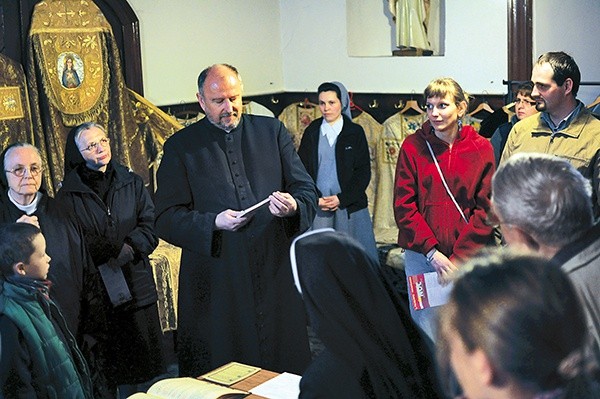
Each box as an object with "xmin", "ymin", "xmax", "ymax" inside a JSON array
[{"xmin": 507, "ymin": 0, "xmax": 533, "ymax": 81}]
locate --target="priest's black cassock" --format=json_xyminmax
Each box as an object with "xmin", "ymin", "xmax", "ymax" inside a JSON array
[{"xmin": 154, "ymin": 114, "xmax": 318, "ymax": 377}]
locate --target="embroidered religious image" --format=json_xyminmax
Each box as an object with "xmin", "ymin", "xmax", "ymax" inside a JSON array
[{"xmin": 58, "ymin": 53, "xmax": 84, "ymax": 89}]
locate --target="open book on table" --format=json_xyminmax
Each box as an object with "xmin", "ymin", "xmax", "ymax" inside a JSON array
[
  {"xmin": 128, "ymin": 362, "xmax": 261, "ymax": 399},
  {"xmin": 127, "ymin": 377, "xmax": 248, "ymax": 399}
]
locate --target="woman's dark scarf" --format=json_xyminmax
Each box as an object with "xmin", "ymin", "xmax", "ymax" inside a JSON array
[{"xmin": 63, "ymin": 127, "xmax": 87, "ymax": 178}]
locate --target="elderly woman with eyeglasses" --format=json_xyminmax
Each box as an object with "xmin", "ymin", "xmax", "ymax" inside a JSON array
[
  {"xmin": 57, "ymin": 122, "xmax": 165, "ymax": 395},
  {"xmin": 0, "ymin": 142, "xmax": 94, "ymax": 341}
]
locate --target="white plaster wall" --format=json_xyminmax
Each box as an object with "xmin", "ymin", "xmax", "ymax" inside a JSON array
[
  {"xmin": 128, "ymin": 0, "xmax": 284, "ymax": 105},
  {"xmin": 128, "ymin": 0, "xmax": 509, "ymax": 104},
  {"xmin": 279, "ymin": 0, "xmax": 507, "ymax": 95},
  {"xmin": 533, "ymin": 0, "xmax": 600, "ymax": 105}
]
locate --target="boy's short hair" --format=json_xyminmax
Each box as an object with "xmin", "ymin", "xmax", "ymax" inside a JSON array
[{"xmin": 0, "ymin": 223, "xmax": 41, "ymax": 277}]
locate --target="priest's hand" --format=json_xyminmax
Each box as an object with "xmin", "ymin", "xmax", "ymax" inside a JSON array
[
  {"xmin": 215, "ymin": 209, "xmax": 251, "ymax": 231},
  {"xmin": 269, "ymin": 191, "xmax": 297, "ymax": 217}
]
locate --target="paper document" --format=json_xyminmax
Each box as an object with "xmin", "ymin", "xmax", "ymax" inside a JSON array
[
  {"xmin": 236, "ymin": 197, "xmax": 270, "ymax": 218},
  {"xmin": 202, "ymin": 362, "xmax": 261, "ymax": 385},
  {"xmin": 408, "ymin": 271, "xmax": 453, "ymax": 311},
  {"xmin": 249, "ymin": 372, "xmax": 301, "ymax": 399}
]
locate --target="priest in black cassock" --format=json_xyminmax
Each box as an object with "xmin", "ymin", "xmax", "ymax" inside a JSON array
[{"xmin": 154, "ymin": 64, "xmax": 318, "ymax": 377}]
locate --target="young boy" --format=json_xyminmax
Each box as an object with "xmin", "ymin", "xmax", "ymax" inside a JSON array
[{"xmin": 0, "ymin": 222, "xmax": 93, "ymax": 398}]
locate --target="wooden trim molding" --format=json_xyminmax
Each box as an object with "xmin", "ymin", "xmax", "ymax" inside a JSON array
[
  {"xmin": 95, "ymin": 0, "xmax": 144, "ymax": 95},
  {"xmin": 507, "ymin": 0, "xmax": 533, "ymax": 81}
]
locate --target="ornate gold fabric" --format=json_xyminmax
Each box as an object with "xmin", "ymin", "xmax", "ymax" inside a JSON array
[
  {"xmin": 149, "ymin": 239, "xmax": 182, "ymax": 332},
  {"xmin": 0, "ymin": 53, "xmax": 36, "ymax": 151},
  {"xmin": 29, "ymin": 0, "xmax": 110, "ymax": 123},
  {"xmin": 26, "ymin": 0, "xmax": 150, "ymax": 194},
  {"xmin": 373, "ymin": 112, "xmax": 426, "ymax": 244},
  {"xmin": 278, "ymin": 103, "xmax": 322, "ymax": 149},
  {"xmin": 128, "ymin": 88, "xmax": 183, "ymax": 186},
  {"xmin": 353, "ymin": 111, "xmax": 384, "ymax": 217}
]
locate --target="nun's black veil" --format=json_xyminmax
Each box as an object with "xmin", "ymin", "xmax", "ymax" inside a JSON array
[
  {"xmin": 291, "ymin": 230, "xmax": 444, "ymax": 398},
  {"xmin": 63, "ymin": 126, "xmax": 86, "ymax": 178}
]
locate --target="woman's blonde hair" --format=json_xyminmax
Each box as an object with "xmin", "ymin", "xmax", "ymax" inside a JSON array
[{"xmin": 424, "ymin": 77, "xmax": 470, "ymax": 112}]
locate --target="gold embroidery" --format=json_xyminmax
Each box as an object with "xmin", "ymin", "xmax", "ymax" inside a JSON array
[
  {"xmin": 29, "ymin": 0, "xmax": 110, "ymax": 119},
  {"xmin": 0, "ymin": 87, "xmax": 24, "ymax": 120}
]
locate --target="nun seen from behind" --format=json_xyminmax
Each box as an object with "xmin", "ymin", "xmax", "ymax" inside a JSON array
[{"xmin": 290, "ymin": 228, "xmax": 444, "ymax": 398}]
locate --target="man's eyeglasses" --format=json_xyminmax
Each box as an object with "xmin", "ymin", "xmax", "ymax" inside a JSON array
[
  {"xmin": 80, "ymin": 137, "xmax": 110, "ymax": 152},
  {"xmin": 5, "ymin": 165, "xmax": 43, "ymax": 178},
  {"xmin": 515, "ymin": 98, "xmax": 537, "ymax": 106}
]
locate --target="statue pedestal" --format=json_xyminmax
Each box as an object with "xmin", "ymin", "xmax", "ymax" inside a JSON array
[{"xmin": 392, "ymin": 48, "xmax": 434, "ymax": 56}]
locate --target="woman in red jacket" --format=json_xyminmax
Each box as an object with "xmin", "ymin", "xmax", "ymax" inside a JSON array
[{"xmin": 393, "ymin": 77, "xmax": 495, "ymax": 341}]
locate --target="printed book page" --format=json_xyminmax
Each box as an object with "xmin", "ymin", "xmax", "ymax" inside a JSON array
[{"xmin": 126, "ymin": 377, "xmax": 247, "ymax": 399}]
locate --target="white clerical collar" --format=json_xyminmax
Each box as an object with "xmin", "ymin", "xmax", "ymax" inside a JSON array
[
  {"xmin": 7, "ymin": 190, "xmax": 42, "ymax": 215},
  {"xmin": 320, "ymin": 116, "xmax": 344, "ymax": 146}
]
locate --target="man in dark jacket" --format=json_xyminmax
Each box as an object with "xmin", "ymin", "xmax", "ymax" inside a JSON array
[
  {"xmin": 154, "ymin": 64, "xmax": 318, "ymax": 377},
  {"xmin": 492, "ymin": 153, "xmax": 600, "ymax": 360}
]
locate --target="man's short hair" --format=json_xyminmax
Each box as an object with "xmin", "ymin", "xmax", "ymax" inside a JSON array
[
  {"xmin": 0, "ymin": 223, "xmax": 41, "ymax": 277},
  {"xmin": 197, "ymin": 64, "xmax": 241, "ymax": 97},
  {"xmin": 492, "ymin": 153, "xmax": 593, "ymax": 248},
  {"xmin": 536, "ymin": 51, "xmax": 581, "ymax": 97}
]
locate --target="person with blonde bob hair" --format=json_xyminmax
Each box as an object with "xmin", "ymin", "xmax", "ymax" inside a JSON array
[
  {"xmin": 438, "ymin": 251, "xmax": 599, "ymax": 399},
  {"xmin": 394, "ymin": 77, "xmax": 495, "ymax": 340}
]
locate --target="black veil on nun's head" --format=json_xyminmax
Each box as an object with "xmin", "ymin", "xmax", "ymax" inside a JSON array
[
  {"xmin": 63, "ymin": 125, "xmax": 87, "ymax": 178},
  {"xmin": 290, "ymin": 229, "xmax": 444, "ymax": 399}
]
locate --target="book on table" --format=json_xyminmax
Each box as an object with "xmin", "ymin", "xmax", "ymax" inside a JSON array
[
  {"xmin": 126, "ymin": 377, "xmax": 248, "ymax": 399},
  {"xmin": 127, "ymin": 362, "xmax": 261, "ymax": 399}
]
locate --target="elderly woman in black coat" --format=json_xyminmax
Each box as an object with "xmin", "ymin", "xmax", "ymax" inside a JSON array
[
  {"xmin": 57, "ymin": 122, "xmax": 165, "ymax": 394},
  {"xmin": 0, "ymin": 142, "xmax": 93, "ymax": 336}
]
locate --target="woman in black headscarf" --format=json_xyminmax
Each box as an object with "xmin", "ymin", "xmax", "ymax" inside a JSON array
[
  {"xmin": 290, "ymin": 228, "xmax": 444, "ymax": 398},
  {"xmin": 298, "ymin": 81, "xmax": 378, "ymax": 264},
  {"xmin": 57, "ymin": 122, "xmax": 165, "ymax": 394}
]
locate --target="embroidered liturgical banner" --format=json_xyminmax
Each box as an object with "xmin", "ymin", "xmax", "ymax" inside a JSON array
[{"xmin": 29, "ymin": 0, "xmax": 110, "ymax": 122}]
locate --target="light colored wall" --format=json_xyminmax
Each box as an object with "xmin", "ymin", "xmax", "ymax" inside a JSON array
[
  {"xmin": 533, "ymin": 0, "xmax": 600, "ymax": 105},
  {"xmin": 129, "ymin": 0, "xmax": 507, "ymax": 105},
  {"xmin": 128, "ymin": 0, "xmax": 600, "ymax": 107},
  {"xmin": 280, "ymin": 0, "xmax": 506, "ymax": 95},
  {"xmin": 128, "ymin": 0, "xmax": 284, "ymax": 105}
]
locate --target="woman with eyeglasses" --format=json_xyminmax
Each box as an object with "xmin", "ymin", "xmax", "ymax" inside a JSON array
[
  {"xmin": 490, "ymin": 81, "xmax": 539, "ymax": 165},
  {"xmin": 57, "ymin": 122, "xmax": 165, "ymax": 396},
  {"xmin": 0, "ymin": 143, "xmax": 94, "ymax": 335}
]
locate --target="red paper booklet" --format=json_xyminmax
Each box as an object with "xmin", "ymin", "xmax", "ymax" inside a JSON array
[{"xmin": 408, "ymin": 271, "xmax": 453, "ymax": 311}]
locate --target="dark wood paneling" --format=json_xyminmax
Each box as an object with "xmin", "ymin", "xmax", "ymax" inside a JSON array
[
  {"xmin": 508, "ymin": 0, "xmax": 533, "ymax": 81},
  {"xmin": 95, "ymin": 0, "xmax": 144, "ymax": 95}
]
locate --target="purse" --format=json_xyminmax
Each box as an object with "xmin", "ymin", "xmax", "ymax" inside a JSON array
[{"xmin": 425, "ymin": 140, "xmax": 468, "ymax": 224}]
